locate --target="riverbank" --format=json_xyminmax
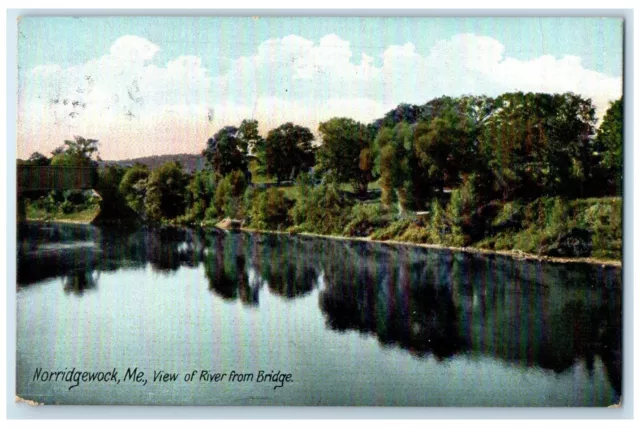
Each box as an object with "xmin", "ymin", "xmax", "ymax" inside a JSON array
[
  {"xmin": 240, "ymin": 227, "xmax": 622, "ymax": 267},
  {"xmin": 22, "ymin": 215, "xmax": 621, "ymax": 267},
  {"xmin": 25, "ymin": 204, "xmax": 99, "ymax": 224}
]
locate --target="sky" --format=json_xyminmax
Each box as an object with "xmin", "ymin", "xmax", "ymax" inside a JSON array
[{"xmin": 17, "ymin": 16, "xmax": 624, "ymax": 160}]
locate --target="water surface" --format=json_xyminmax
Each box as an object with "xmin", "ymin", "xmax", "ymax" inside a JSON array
[{"xmin": 16, "ymin": 223, "xmax": 622, "ymax": 406}]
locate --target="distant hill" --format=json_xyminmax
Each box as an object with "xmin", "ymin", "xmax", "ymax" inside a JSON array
[{"xmin": 99, "ymin": 153, "xmax": 206, "ymax": 173}]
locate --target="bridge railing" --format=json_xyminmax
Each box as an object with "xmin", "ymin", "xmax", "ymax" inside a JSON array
[{"xmin": 17, "ymin": 165, "xmax": 97, "ymax": 192}]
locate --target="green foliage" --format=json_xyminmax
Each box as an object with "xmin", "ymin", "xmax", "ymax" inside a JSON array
[
  {"xmin": 478, "ymin": 92, "xmax": 596, "ymax": 200},
  {"xmin": 203, "ymin": 126, "xmax": 248, "ymax": 176},
  {"xmin": 24, "ymin": 152, "xmax": 51, "ymax": 166},
  {"xmin": 572, "ymin": 198, "xmax": 622, "ymax": 259},
  {"xmin": 62, "ymin": 136, "xmax": 99, "ymax": 160},
  {"xmin": 295, "ymin": 171, "xmax": 314, "ymax": 197},
  {"xmin": 427, "ymin": 198, "xmax": 448, "ymax": 245},
  {"xmin": 414, "ymin": 109, "xmax": 477, "ymax": 192},
  {"xmin": 549, "ymin": 197, "xmax": 569, "ymax": 235},
  {"xmin": 290, "ymin": 181, "xmax": 353, "ymax": 235},
  {"xmin": 144, "ymin": 161, "xmax": 189, "ymax": 222},
  {"xmin": 119, "ymin": 164, "xmax": 150, "ymax": 215},
  {"xmin": 248, "ymin": 188, "xmax": 292, "ymax": 230},
  {"xmin": 317, "ymin": 117, "xmax": 374, "ymax": 195},
  {"xmin": 211, "ymin": 170, "xmax": 248, "ymax": 219},
  {"xmin": 51, "ymin": 136, "xmax": 99, "ymax": 168},
  {"xmin": 25, "ymin": 197, "xmax": 99, "ymax": 222},
  {"xmin": 342, "ymin": 203, "xmax": 393, "ymax": 237},
  {"xmin": 475, "ymin": 196, "xmax": 621, "ymax": 259},
  {"xmin": 445, "ymin": 175, "xmax": 477, "ymax": 246},
  {"xmin": 180, "ymin": 170, "xmax": 217, "ymax": 223},
  {"xmin": 371, "ymin": 103, "xmax": 425, "ymax": 129},
  {"xmin": 397, "ymin": 223, "xmax": 431, "ymax": 243},
  {"xmin": 238, "ymin": 119, "xmax": 264, "ymax": 154},
  {"xmin": 60, "ymin": 200, "xmax": 75, "ymax": 214},
  {"xmin": 370, "ymin": 219, "xmax": 412, "ymax": 241},
  {"xmin": 50, "ymin": 152, "xmax": 85, "ymax": 167},
  {"xmin": 374, "ymin": 122, "xmax": 418, "ymax": 210},
  {"xmin": 97, "ymin": 165, "xmax": 126, "ymax": 194},
  {"xmin": 262, "ymin": 122, "xmax": 315, "ymax": 183},
  {"xmin": 24, "ymin": 186, "xmax": 99, "ymax": 220},
  {"xmin": 492, "ymin": 201, "xmax": 524, "ymax": 227},
  {"xmin": 24, "ymin": 97, "xmax": 622, "ymax": 261},
  {"xmin": 593, "ymin": 98, "xmax": 623, "ymax": 195}
]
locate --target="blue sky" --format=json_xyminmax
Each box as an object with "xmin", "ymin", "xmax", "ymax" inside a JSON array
[
  {"xmin": 19, "ymin": 17, "xmax": 623, "ymax": 74},
  {"xmin": 17, "ymin": 16, "xmax": 623, "ymax": 159}
]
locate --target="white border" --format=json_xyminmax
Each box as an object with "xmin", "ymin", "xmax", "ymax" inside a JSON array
[{"xmin": 3, "ymin": 3, "xmax": 637, "ymax": 423}]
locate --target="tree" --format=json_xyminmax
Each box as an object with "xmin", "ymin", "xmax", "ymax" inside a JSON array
[
  {"xmin": 542, "ymin": 92, "xmax": 596, "ymax": 197},
  {"xmin": 445, "ymin": 174, "xmax": 478, "ymax": 246},
  {"xmin": 50, "ymin": 136, "xmax": 99, "ymax": 167},
  {"xmin": 371, "ymin": 103, "xmax": 424, "ymax": 131},
  {"xmin": 478, "ymin": 92, "xmax": 596, "ymax": 200},
  {"xmin": 249, "ymin": 188, "xmax": 291, "ymax": 230},
  {"xmin": 24, "ymin": 152, "xmax": 51, "ymax": 166},
  {"xmin": 373, "ymin": 122, "xmax": 418, "ymax": 210},
  {"xmin": 119, "ymin": 164, "xmax": 150, "ymax": 215},
  {"xmin": 593, "ymin": 97, "xmax": 623, "ymax": 195},
  {"xmin": 414, "ymin": 96, "xmax": 492, "ymax": 199},
  {"xmin": 414, "ymin": 115, "xmax": 473, "ymax": 193},
  {"xmin": 63, "ymin": 136, "xmax": 99, "ymax": 160},
  {"xmin": 290, "ymin": 180, "xmax": 352, "ymax": 234},
  {"xmin": 202, "ymin": 126, "xmax": 248, "ymax": 176},
  {"xmin": 144, "ymin": 161, "xmax": 189, "ymax": 222},
  {"xmin": 263, "ymin": 123, "xmax": 315, "ymax": 183},
  {"xmin": 237, "ymin": 119, "xmax": 264, "ymax": 154},
  {"xmin": 317, "ymin": 117, "xmax": 373, "ymax": 195},
  {"xmin": 182, "ymin": 169, "xmax": 217, "ymax": 222},
  {"xmin": 89, "ymin": 164, "xmax": 142, "ymax": 224},
  {"xmin": 212, "ymin": 170, "xmax": 247, "ymax": 219}
]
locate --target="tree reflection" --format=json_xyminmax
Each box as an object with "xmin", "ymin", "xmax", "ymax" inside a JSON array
[
  {"xmin": 62, "ymin": 269, "xmax": 98, "ymax": 295},
  {"xmin": 319, "ymin": 243, "xmax": 463, "ymax": 359},
  {"xmin": 203, "ymin": 233, "xmax": 258, "ymax": 306},
  {"xmin": 18, "ymin": 222, "xmax": 622, "ymax": 399},
  {"xmin": 254, "ymin": 236, "xmax": 318, "ymax": 298},
  {"xmin": 316, "ymin": 239, "xmax": 622, "ymax": 399}
]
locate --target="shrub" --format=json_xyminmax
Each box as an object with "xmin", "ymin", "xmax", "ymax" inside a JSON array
[
  {"xmin": 428, "ymin": 198, "xmax": 448, "ymax": 245},
  {"xmin": 549, "ymin": 197, "xmax": 569, "ymax": 235},
  {"xmin": 249, "ymin": 188, "xmax": 291, "ymax": 230},
  {"xmin": 63, "ymin": 190, "xmax": 87, "ymax": 206},
  {"xmin": 342, "ymin": 203, "xmax": 393, "ymax": 237},
  {"xmin": 491, "ymin": 201, "xmax": 524, "ymax": 228},
  {"xmin": 398, "ymin": 223, "xmax": 430, "ymax": 243},
  {"xmin": 211, "ymin": 171, "xmax": 247, "ymax": 220},
  {"xmin": 181, "ymin": 169, "xmax": 217, "ymax": 224},
  {"xmin": 60, "ymin": 200, "xmax": 75, "ymax": 214},
  {"xmin": 370, "ymin": 219, "xmax": 412, "ymax": 241},
  {"xmin": 445, "ymin": 175, "xmax": 477, "ymax": 246},
  {"xmin": 290, "ymin": 182, "xmax": 352, "ymax": 234}
]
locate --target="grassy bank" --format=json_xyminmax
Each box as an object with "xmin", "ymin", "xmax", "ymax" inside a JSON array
[
  {"xmin": 238, "ymin": 193, "xmax": 622, "ymax": 265},
  {"xmin": 474, "ymin": 197, "xmax": 622, "ymax": 260},
  {"xmin": 25, "ymin": 203, "xmax": 99, "ymax": 224},
  {"xmin": 25, "ymin": 185, "xmax": 621, "ymax": 265}
]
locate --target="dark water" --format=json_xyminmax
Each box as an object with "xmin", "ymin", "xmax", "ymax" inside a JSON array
[{"xmin": 16, "ymin": 223, "xmax": 622, "ymax": 406}]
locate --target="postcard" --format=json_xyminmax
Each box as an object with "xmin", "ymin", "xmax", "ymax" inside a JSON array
[{"xmin": 15, "ymin": 16, "xmax": 623, "ymax": 406}]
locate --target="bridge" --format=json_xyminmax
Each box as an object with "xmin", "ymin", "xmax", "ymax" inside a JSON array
[
  {"xmin": 17, "ymin": 165, "xmax": 98, "ymax": 221},
  {"xmin": 17, "ymin": 165, "xmax": 96, "ymax": 193}
]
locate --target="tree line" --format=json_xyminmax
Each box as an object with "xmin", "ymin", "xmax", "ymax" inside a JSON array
[{"xmin": 18, "ymin": 91, "xmax": 623, "ymax": 259}]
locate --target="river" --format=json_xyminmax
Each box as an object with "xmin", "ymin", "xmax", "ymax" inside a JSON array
[{"xmin": 16, "ymin": 222, "xmax": 622, "ymax": 406}]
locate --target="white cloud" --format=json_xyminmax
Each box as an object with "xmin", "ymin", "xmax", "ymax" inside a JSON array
[{"xmin": 18, "ymin": 33, "xmax": 622, "ymax": 159}]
